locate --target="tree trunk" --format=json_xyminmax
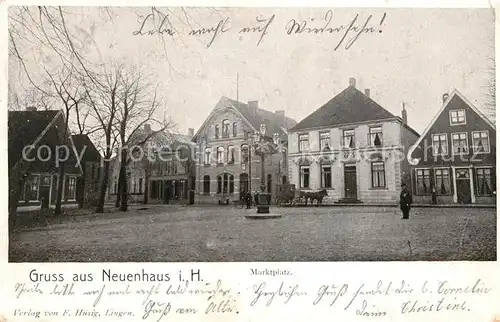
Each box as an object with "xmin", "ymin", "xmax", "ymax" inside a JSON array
[
  {"xmin": 119, "ymin": 149, "xmax": 128, "ymax": 212},
  {"xmin": 96, "ymin": 160, "xmax": 110, "ymax": 213},
  {"xmin": 143, "ymin": 169, "xmax": 149, "ymax": 204},
  {"xmin": 115, "ymin": 177, "xmax": 121, "ymax": 208},
  {"xmin": 54, "ymin": 162, "xmax": 66, "ymax": 215}
]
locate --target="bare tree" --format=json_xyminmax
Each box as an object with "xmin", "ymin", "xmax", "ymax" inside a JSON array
[
  {"xmin": 114, "ymin": 68, "xmax": 173, "ymax": 211},
  {"xmin": 45, "ymin": 65, "xmax": 86, "ymax": 215},
  {"xmin": 83, "ymin": 65, "xmax": 122, "ymax": 213}
]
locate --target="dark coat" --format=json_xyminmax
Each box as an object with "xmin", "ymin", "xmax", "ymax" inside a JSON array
[{"xmin": 400, "ymin": 188, "xmax": 412, "ymax": 208}]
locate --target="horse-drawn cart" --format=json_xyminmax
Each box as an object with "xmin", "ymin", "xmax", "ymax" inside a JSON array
[{"xmin": 276, "ymin": 183, "xmax": 329, "ymax": 207}]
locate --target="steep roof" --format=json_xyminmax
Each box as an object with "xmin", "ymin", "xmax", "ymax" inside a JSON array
[
  {"xmin": 226, "ymin": 97, "xmax": 297, "ymax": 135},
  {"xmin": 8, "ymin": 110, "xmax": 61, "ymax": 168},
  {"xmin": 290, "ymin": 86, "xmax": 399, "ymax": 132},
  {"xmin": 72, "ymin": 134, "xmax": 101, "ymax": 162}
]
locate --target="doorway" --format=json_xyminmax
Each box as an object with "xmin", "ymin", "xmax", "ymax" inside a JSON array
[
  {"xmin": 344, "ymin": 164, "xmax": 357, "ymax": 200},
  {"xmin": 455, "ymin": 168, "xmax": 472, "ymax": 204}
]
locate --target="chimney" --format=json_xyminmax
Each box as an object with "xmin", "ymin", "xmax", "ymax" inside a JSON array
[
  {"xmin": 144, "ymin": 123, "xmax": 152, "ymax": 133},
  {"xmin": 402, "ymin": 103, "xmax": 408, "ymax": 124},
  {"xmin": 274, "ymin": 110, "xmax": 285, "ymax": 126},
  {"xmin": 364, "ymin": 89, "xmax": 370, "ymax": 98},
  {"xmin": 248, "ymin": 100, "xmax": 258, "ymax": 118},
  {"xmin": 26, "ymin": 106, "xmax": 37, "ymax": 111},
  {"xmin": 188, "ymin": 128, "xmax": 194, "ymax": 138},
  {"xmin": 442, "ymin": 93, "xmax": 449, "ymax": 103},
  {"xmin": 349, "ymin": 77, "xmax": 356, "ymax": 87}
]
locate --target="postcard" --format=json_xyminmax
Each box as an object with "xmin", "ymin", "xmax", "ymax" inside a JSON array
[{"xmin": 1, "ymin": 1, "xmax": 498, "ymax": 321}]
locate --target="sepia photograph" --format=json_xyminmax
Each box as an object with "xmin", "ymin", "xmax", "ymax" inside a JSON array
[{"xmin": 7, "ymin": 6, "xmax": 496, "ymax": 262}]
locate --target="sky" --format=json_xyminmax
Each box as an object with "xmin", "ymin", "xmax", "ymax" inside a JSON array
[{"xmin": 8, "ymin": 7, "xmax": 495, "ymax": 136}]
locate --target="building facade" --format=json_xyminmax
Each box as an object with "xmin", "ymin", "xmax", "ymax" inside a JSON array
[
  {"xmin": 8, "ymin": 109, "xmax": 83, "ymax": 213},
  {"xmin": 287, "ymin": 78, "xmax": 420, "ymax": 204},
  {"xmin": 107, "ymin": 125, "xmax": 196, "ymax": 205},
  {"xmin": 408, "ymin": 90, "xmax": 496, "ymax": 204},
  {"xmin": 192, "ymin": 96, "xmax": 296, "ymax": 204}
]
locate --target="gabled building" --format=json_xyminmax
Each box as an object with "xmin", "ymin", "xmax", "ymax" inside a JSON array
[
  {"xmin": 8, "ymin": 108, "xmax": 83, "ymax": 213},
  {"xmin": 408, "ymin": 90, "xmax": 496, "ymax": 204},
  {"xmin": 192, "ymin": 96, "xmax": 297, "ymax": 204},
  {"xmin": 287, "ymin": 78, "xmax": 420, "ymax": 204}
]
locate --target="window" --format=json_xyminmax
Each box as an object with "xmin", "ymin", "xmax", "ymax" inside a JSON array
[
  {"xmin": 227, "ymin": 146, "xmax": 235, "ymax": 164},
  {"xmin": 223, "ymin": 173, "xmax": 229, "ymax": 193},
  {"xmin": 321, "ymin": 165, "xmax": 332, "ymax": 188},
  {"xmin": 452, "ymin": 132, "xmax": 469, "ymax": 155},
  {"xmin": 204, "ymin": 148, "xmax": 211, "ymax": 165},
  {"xmin": 476, "ymin": 168, "xmax": 494, "ymax": 196},
  {"xmin": 449, "ymin": 109, "xmax": 466, "ymax": 125},
  {"xmin": 343, "ymin": 129, "xmax": 355, "ymax": 148},
  {"xmin": 229, "ymin": 175, "xmax": 234, "ymax": 193},
  {"xmin": 217, "ymin": 175, "xmax": 222, "ymax": 193},
  {"xmin": 319, "ymin": 131, "xmax": 331, "ymax": 151},
  {"xmin": 133, "ymin": 179, "xmax": 137, "ymax": 193},
  {"xmin": 215, "ymin": 125, "xmax": 220, "ymax": 138},
  {"xmin": 432, "ymin": 134, "xmax": 448, "ymax": 156},
  {"xmin": 298, "ymin": 134, "xmax": 309, "ymax": 152},
  {"xmin": 139, "ymin": 178, "xmax": 143, "ymax": 194},
  {"xmin": 203, "ymin": 175, "xmax": 210, "ymax": 195},
  {"xmin": 300, "ymin": 166, "xmax": 310, "ymax": 188},
  {"xmin": 371, "ymin": 161, "xmax": 386, "ymax": 188},
  {"xmin": 232, "ymin": 122, "xmax": 237, "ymax": 137},
  {"xmin": 368, "ymin": 126, "xmax": 383, "ymax": 147},
  {"xmin": 472, "ymin": 131, "xmax": 490, "ymax": 153},
  {"xmin": 241, "ymin": 144, "xmax": 249, "ymax": 164},
  {"xmin": 416, "ymin": 169, "xmax": 431, "ymax": 195},
  {"xmin": 66, "ymin": 176, "xmax": 76, "ymax": 200},
  {"xmin": 434, "ymin": 168, "xmax": 451, "ymax": 195},
  {"xmin": 222, "ymin": 119, "xmax": 230, "ymax": 138},
  {"xmin": 216, "ymin": 146, "xmax": 225, "ymax": 165}
]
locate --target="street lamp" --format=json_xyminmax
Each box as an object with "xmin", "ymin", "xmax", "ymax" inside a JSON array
[{"xmin": 251, "ymin": 124, "xmax": 279, "ymax": 214}]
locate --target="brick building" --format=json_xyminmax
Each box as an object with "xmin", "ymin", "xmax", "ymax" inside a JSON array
[
  {"xmin": 287, "ymin": 78, "xmax": 420, "ymax": 204},
  {"xmin": 408, "ymin": 90, "xmax": 496, "ymax": 204},
  {"xmin": 192, "ymin": 96, "xmax": 297, "ymax": 204}
]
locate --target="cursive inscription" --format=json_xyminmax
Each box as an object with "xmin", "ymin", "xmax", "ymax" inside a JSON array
[{"xmin": 133, "ymin": 13, "xmax": 175, "ymax": 36}]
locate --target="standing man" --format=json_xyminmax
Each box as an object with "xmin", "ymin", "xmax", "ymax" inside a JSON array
[
  {"xmin": 245, "ymin": 191, "xmax": 252, "ymax": 209},
  {"xmin": 400, "ymin": 183, "xmax": 413, "ymax": 219}
]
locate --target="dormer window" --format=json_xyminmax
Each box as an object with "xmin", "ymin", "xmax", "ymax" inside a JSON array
[{"xmin": 449, "ymin": 109, "xmax": 466, "ymax": 126}]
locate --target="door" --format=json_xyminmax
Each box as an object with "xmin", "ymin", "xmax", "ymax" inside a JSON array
[
  {"xmin": 39, "ymin": 175, "xmax": 51, "ymax": 209},
  {"xmin": 239, "ymin": 173, "xmax": 249, "ymax": 199},
  {"xmin": 39, "ymin": 186, "xmax": 50, "ymax": 209},
  {"xmin": 455, "ymin": 168, "xmax": 472, "ymax": 204},
  {"xmin": 344, "ymin": 164, "xmax": 357, "ymax": 200}
]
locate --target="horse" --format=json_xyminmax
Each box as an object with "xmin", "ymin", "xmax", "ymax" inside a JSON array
[{"xmin": 303, "ymin": 189, "xmax": 329, "ymax": 206}]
